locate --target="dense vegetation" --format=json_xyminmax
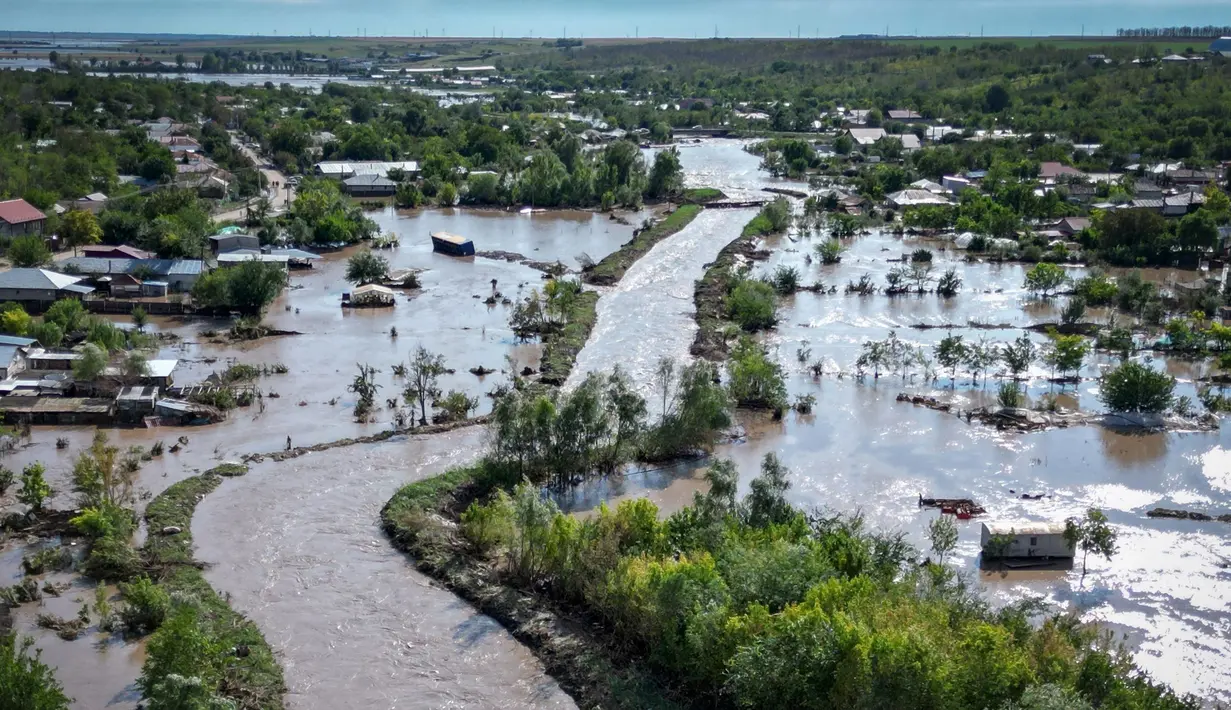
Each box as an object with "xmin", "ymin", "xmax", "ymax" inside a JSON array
[{"xmin": 388, "ymin": 447, "xmax": 1198, "ymax": 710}]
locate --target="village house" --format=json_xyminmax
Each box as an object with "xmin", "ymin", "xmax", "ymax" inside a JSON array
[
  {"xmin": 909, "ymin": 179, "xmax": 948, "ymax": 194},
  {"xmin": 981, "ymin": 522, "xmax": 1075, "ymax": 560},
  {"xmin": 846, "ymin": 128, "xmax": 887, "ymax": 146},
  {"xmin": 886, "ymin": 190, "xmax": 951, "ymax": 208},
  {"xmin": 209, "ymin": 232, "xmax": 260, "ymax": 254},
  {"xmin": 158, "ymin": 135, "xmax": 202, "ymax": 153},
  {"xmin": 1166, "ymin": 168, "xmax": 1219, "ymax": 188},
  {"xmin": 887, "ymin": 109, "xmax": 925, "ymax": 123},
  {"xmin": 898, "ymin": 134, "xmax": 922, "ymax": 152},
  {"xmin": 1134, "ymin": 180, "xmax": 1163, "ymax": 201},
  {"xmin": 0, "ymin": 269, "xmax": 94, "ymax": 306},
  {"xmin": 315, "ymin": 160, "xmax": 419, "ymax": 181},
  {"xmin": 62, "ymin": 257, "xmax": 204, "ymax": 292},
  {"xmin": 1062, "ymin": 183, "xmax": 1098, "ymax": 204},
  {"xmin": 0, "ymin": 335, "xmax": 37, "ymax": 379},
  {"xmin": 0, "ymin": 198, "xmax": 48, "ymax": 238},
  {"xmin": 1039, "ymin": 162, "xmax": 1086, "ymax": 182},
  {"xmin": 343, "ymin": 174, "xmax": 398, "ymax": 197},
  {"xmin": 942, "ymin": 175, "xmax": 973, "ymax": 193},
  {"xmin": 1163, "ymin": 192, "xmax": 1206, "ymax": 217},
  {"xmin": 82, "ymin": 244, "xmax": 154, "ymax": 260},
  {"xmin": 68, "ymin": 193, "xmax": 109, "ymax": 214}
]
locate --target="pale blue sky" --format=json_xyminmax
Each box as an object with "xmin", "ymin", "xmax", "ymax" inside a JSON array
[{"xmin": 2, "ymin": 0, "xmax": 1229, "ymax": 39}]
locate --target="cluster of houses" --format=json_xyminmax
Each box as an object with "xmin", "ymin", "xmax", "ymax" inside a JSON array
[
  {"xmin": 142, "ymin": 117, "xmax": 235, "ymax": 197},
  {"xmin": 314, "ymin": 160, "xmax": 420, "ymax": 197},
  {"xmin": 0, "ymin": 331, "xmax": 200, "ymax": 426}
]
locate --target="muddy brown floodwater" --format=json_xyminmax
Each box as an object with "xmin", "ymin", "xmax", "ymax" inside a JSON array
[
  {"xmin": 193, "ymin": 429, "xmax": 574, "ymax": 710},
  {"xmin": 3, "ymin": 140, "xmax": 1229, "ymax": 707},
  {"xmin": 562, "ymin": 141, "xmax": 1231, "ymax": 703}
]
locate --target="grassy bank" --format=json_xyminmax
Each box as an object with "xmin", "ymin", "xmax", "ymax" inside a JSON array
[
  {"xmin": 142, "ymin": 465, "xmax": 286, "ymax": 710},
  {"xmin": 690, "ymin": 212, "xmax": 780, "ymax": 361},
  {"xmin": 583, "ymin": 204, "xmax": 703, "ymax": 286},
  {"xmin": 680, "ymin": 188, "xmax": 725, "ymax": 205},
  {"xmin": 539, "ymin": 290, "xmax": 599, "ymax": 386},
  {"xmin": 381, "ymin": 464, "xmax": 680, "ymax": 710}
]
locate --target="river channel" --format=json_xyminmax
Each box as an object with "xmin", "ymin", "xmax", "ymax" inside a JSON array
[{"xmin": 1, "ymin": 140, "xmax": 1228, "ymax": 706}]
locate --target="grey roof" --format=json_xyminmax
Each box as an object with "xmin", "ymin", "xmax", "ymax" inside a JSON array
[
  {"xmin": 0, "ymin": 335, "xmax": 37, "ymax": 347},
  {"xmin": 229, "ymin": 248, "xmax": 321, "ymax": 260},
  {"xmin": 0, "ymin": 268, "xmax": 86, "ymax": 291},
  {"xmin": 1131, "ymin": 199, "xmax": 1165, "ymax": 209},
  {"xmin": 209, "ymin": 233, "xmax": 257, "ymax": 242},
  {"xmin": 63, "ymin": 257, "xmax": 204, "ymax": 277},
  {"xmin": 343, "ymin": 174, "xmax": 396, "ymax": 187}
]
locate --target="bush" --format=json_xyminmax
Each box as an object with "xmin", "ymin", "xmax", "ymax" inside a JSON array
[
  {"xmin": 0, "ymin": 635, "xmax": 71, "ymax": 710},
  {"xmin": 1061, "ymin": 296, "xmax": 1086, "ymax": 325},
  {"xmin": 21, "ymin": 546, "xmax": 74, "ymax": 576},
  {"xmin": 1099, "ymin": 361, "xmax": 1176, "ymax": 413},
  {"xmin": 17, "ymin": 463, "xmax": 52, "ymax": 513},
  {"xmin": 816, "ymin": 239, "xmax": 843, "ymax": 264},
  {"xmin": 910, "ymin": 248, "xmax": 933, "ymax": 263},
  {"xmin": 997, "ymin": 382, "xmax": 1024, "ymax": 409},
  {"xmin": 71, "ymin": 503, "xmax": 134, "ymax": 540},
  {"xmin": 1074, "ymin": 272, "xmax": 1117, "ymax": 306},
  {"xmin": 119, "ymin": 576, "xmax": 172, "ymax": 635},
  {"xmin": 1024, "ymin": 262, "xmax": 1068, "ymax": 297},
  {"xmin": 726, "ymin": 279, "xmax": 778, "ymax": 331},
  {"xmin": 81, "ymin": 536, "xmax": 142, "ymax": 582},
  {"xmin": 345, "ymin": 249, "xmax": 390, "ymax": 285},
  {"xmin": 766, "ymin": 266, "xmax": 800, "ymax": 295},
  {"xmin": 726, "ymin": 337, "xmax": 787, "ymax": 411},
  {"xmin": 0, "ymin": 465, "xmax": 13, "ymax": 495}
]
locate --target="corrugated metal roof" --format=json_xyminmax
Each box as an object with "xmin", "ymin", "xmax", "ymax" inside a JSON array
[
  {"xmin": 0, "ymin": 345, "xmax": 22, "ymax": 367},
  {"xmin": 982, "ymin": 521, "xmax": 1068, "ymax": 536},
  {"xmin": 217, "ymin": 253, "xmax": 289, "ymax": 264},
  {"xmin": 0, "ymin": 199, "xmax": 46, "ymax": 225},
  {"xmin": 0, "ymin": 268, "xmax": 86, "ymax": 291},
  {"xmin": 63, "ymin": 257, "xmax": 204, "ymax": 276},
  {"xmin": 146, "ymin": 360, "xmax": 178, "ymax": 378},
  {"xmin": 0, "ymin": 335, "xmax": 37, "ymax": 347},
  {"xmin": 344, "ymin": 174, "xmax": 396, "ymax": 186}
]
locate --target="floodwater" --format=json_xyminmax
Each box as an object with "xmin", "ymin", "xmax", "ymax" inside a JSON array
[
  {"xmin": 194, "ymin": 430, "xmax": 574, "ymax": 709},
  {"xmin": 565, "ymin": 141, "xmax": 1231, "ymax": 702},
  {"xmin": 0, "ymin": 206, "xmax": 635, "ymax": 708},
  {"xmin": 3, "ymin": 139, "xmax": 1229, "ymax": 706}
]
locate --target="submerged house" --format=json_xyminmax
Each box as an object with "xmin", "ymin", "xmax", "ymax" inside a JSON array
[
  {"xmin": 345, "ymin": 284, "xmax": 397, "ymax": 308},
  {"xmin": 980, "ymin": 522, "xmax": 1074, "ymax": 560},
  {"xmin": 431, "ymin": 232, "xmax": 475, "ymax": 257}
]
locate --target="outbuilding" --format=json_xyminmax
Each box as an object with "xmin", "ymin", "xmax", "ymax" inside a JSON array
[
  {"xmin": 343, "ymin": 174, "xmax": 397, "ymax": 197},
  {"xmin": 980, "ymin": 522, "xmax": 1074, "ymax": 559},
  {"xmin": 0, "ymin": 198, "xmax": 48, "ymax": 238}
]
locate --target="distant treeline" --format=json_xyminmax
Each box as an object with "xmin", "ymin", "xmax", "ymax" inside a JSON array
[{"xmin": 1116, "ymin": 26, "xmax": 1231, "ymax": 38}]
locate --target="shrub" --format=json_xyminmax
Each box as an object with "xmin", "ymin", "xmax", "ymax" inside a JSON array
[
  {"xmin": 726, "ymin": 337, "xmax": 787, "ymax": 411},
  {"xmin": 0, "ymin": 635, "xmax": 71, "ymax": 710},
  {"xmin": 0, "ymin": 465, "xmax": 13, "ymax": 495},
  {"xmin": 81, "ymin": 536, "xmax": 142, "ymax": 582},
  {"xmin": 816, "ymin": 240, "xmax": 843, "ymax": 264},
  {"xmin": 1024, "ymin": 262, "xmax": 1068, "ymax": 297},
  {"xmin": 21, "ymin": 546, "xmax": 74, "ymax": 576},
  {"xmin": 767, "ymin": 265, "xmax": 800, "ymax": 295},
  {"xmin": 997, "ymin": 382, "xmax": 1024, "ymax": 409},
  {"xmin": 17, "ymin": 463, "xmax": 52, "ymax": 513},
  {"xmin": 433, "ymin": 390, "xmax": 479, "ymax": 423},
  {"xmin": 1061, "ymin": 296, "xmax": 1086, "ymax": 326},
  {"xmin": 725, "ymin": 279, "xmax": 778, "ymax": 332},
  {"xmin": 118, "ymin": 576, "xmax": 172, "ymax": 635},
  {"xmin": 1074, "ymin": 272, "xmax": 1117, "ymax": 306},
  {"xmin": 71, "ymin": 502, "xmax": 134, "ymax": 540},
  {"xmin": 1098, "ymin": 361, "xmax": 1176, "ymax": 413},
  {"xmin": 910, "ymin": 248, "xmax": 933, "ymax": 263}
]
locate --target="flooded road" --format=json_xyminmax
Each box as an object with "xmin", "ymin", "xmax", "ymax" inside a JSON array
[{"xmin": 194, "ymin": 429, "xmax": 575, "ymax": 710}]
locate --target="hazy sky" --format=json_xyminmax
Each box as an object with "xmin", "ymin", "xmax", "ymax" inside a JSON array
[{"xmin": 3, "ymin": 0, "xmax": 1230, "ymax": 38}]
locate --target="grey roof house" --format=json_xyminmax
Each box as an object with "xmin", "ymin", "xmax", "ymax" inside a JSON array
[
  {"xmin": 343, "ymin": 174, "xmax": 398, "ymax": 197},
  {"xmin": 62, "ymin": 257, "xmax": 204, "ymax": 292},
  {"xmin": 0, "ymin": 335, "xmax": 37, "ymax": 379},
  {"xmin": 0, "ymin": 269, "xmax": 94, "ymax": 305}
]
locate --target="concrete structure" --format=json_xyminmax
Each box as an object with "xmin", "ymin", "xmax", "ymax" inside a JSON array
[
  {"xmin": 980, "ymin": 522, "xmax": 1074, "ymax": 559},
  {"xmin": 209, "ymin": 233, "xmax": 260, "ymax": 254},
  {"xmin": 315, "ymin": 160, "xmax": 419, "ymax": 180},
  {"xmin": 0, "ymin": 198, "xmax": 47, "ymax": 238},
  {"xmin": 61, "ymin": 258, "xmax": 204, "ymax": 292},
  {"xmin": 343, "ymin": 174, "xmax": 397, "ymax": 197},
  {"xmin": 0, "ymin": 269, "xmax": 94, "ymax": 304}
]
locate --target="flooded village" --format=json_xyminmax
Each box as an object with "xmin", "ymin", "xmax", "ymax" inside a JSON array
[{"xmin": 2, "ymin": 30, "xmax": 1231, "ymax": 710}]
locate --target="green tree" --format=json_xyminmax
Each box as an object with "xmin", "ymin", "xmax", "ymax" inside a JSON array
[
  {"xmin": 345, "ymin": 249, "xmax": 390, "ymax": 285},
  {"xmin": 44, "ymin": 298, "xmax": 87, "ymax": 333},
  {"xmin": 1176, "ymin": 210, "xmax": 1218, "ymax": 252},
  {"xmin": 934, "ymin": 333, "xmax": 967, "ymax": 384},
  {"xmin": 438, "ymin": 182, "xmax": 458, "ymax": 207},
  {"xmin": 743, "ymin": 453, "xmax": 793, "ymax": 527},
  {"xmin": 0, "ymin": 635, "xmax": 71, "ymax": 710},
  {"xmin": 72, "ymin": 343, "xmax": 108, "ymax": 381},
  {"xmin": 646, "ymin": 147, "xmax": 683, "ymax": 199},
  {"xmin": 59, "ymin": 209, "xmax": 103, "ymax": 255},
  {"xmin": 394, "ymin": 182, "xmax": 424, "ymax": 208},
  {"xmin": 1001, "ymin": 334, "xmax": 1035, "ymax": 379},
  {"xmin": 1098, "ymin": 361, "xmax": 1175, "ymax": 413},
  {"xmin": 725, "ymin": 280, "xmax": 777, "ymax": 332},
  {"xmin": 131, "ymin": 306, "xmax": 149, "ymax": 332},
  {"xmin": 984, "ymin": 84, "xmax": 1012, "ymax": 112},
  {"xmin": 1064, "ymin": 508, "xmax": 1118, "ymax": 576},
  {"xmin": 404, "ymin": 345, "xmax": 446, "ymax": 426},
  {"xmin": 1043, "ymin": 333, "xmax": 1089, "ymax": 380},
  {"xmin": 726, "ymin": 337, "xmax": 787, "ymax": 411},
  {"xmin": 7, "ymin": 234, "xmax": 52, "ymax": 267},
  {"xmin": 18, "ymin": 462, "xmax": 53, "ymax": 513},
  {"xmin": 1024, "ymin": 262, "xmax": 1068, "ymax": 297},
  {"xmin": 927, "ymin": 514, "xmax": 959, "ymax": 565},
  {"xmin": 1, "ymin": 305, "xmax": 32, "ymax": 335}
]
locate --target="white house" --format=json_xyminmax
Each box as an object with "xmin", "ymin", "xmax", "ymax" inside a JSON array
[{"xmin": 980, "ymin": 522, "xmax": 1074, "ymax": 559}]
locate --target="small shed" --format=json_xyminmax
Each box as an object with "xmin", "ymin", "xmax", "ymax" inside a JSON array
[
  {"xmin": 116, "ymin": 385, "xmax": 158, "ymax": 418},
  {"xmin": 431, "ymin": 231, "xmax": 475, "ymax": 257},
  {"xmin": 343, "ymin": 174, "xmax": 397, "ymax": 197},
  {"xmin": 210, "ymin": 233, "xmax": 260, "ymax": 254},
  {"xmin": 346, "ymin": 284, "xmax": 396, "ymax": 308},
  {"xmin": 980, "ymin": 522, "xmax": 1074, "ymax": 559},
  {"xmin": 144, "ymin": 360, "xmax": 178, "ymax": 388}
]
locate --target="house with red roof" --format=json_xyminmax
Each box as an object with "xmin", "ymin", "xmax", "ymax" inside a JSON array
[{"xmin": 0, "ymin": 199, "xmax": 47, "ymax": 238}]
